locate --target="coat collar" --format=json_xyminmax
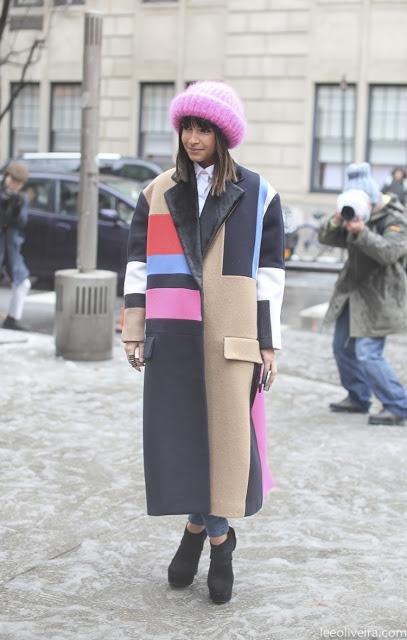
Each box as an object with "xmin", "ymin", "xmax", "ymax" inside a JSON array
[
  {"xmin": 164, "ymin": 163, "xmax": 245, "ymax": 290},
  {"xmin": 164, "ymin": 173, "xmax": 203, "ymax": 290},
  {"xmin": 169, "ymin": 162, "xmax": 245, "ymax": 186}
]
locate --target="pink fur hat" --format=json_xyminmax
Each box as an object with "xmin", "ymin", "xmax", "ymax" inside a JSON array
[{"xmin": 170, "ymin": 81, "xmax": 247, "ymax": 149}]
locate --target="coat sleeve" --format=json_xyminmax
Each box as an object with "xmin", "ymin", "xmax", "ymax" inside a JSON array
[
  {"xmin": 349, "ymin": 218, "xmax": 407, "ymax": 266},
  {"xmin": 121, "ymin": 190, "xmax": 149, "ymax": 342},
  {"xmin": 318, "ymin": 217, "xmax": 348, "ymax": 248},
  {"xmin": 256, "ymin": 192, "xmax": 285, "ymax": 350}
]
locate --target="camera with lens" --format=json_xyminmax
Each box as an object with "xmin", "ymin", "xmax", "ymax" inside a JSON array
[{"xmin": 341, "ymin": 205, "xmax": 356, "ymax": 221}]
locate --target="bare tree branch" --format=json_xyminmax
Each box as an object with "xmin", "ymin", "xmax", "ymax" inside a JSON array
[
  {"xmin": 0, "ymin": 41, "xmax": 45, "ymax": 66},
  {"xmin": 0, "ymin": 37, "xmax": 44, "ymax": 123},
  {"xmin": 0, "ymin": 3, "xmax": 55, "ymax": 124},
  {"xmin": 0, "ymin": 0, "xmax": 12, "ymax": 44}
]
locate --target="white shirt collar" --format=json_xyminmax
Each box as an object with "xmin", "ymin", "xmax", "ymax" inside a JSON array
[{"xmin": 193, "ymin": 162, "xmax": 215, "ymax": 179}]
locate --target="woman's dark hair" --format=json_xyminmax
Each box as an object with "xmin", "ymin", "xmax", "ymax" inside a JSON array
[{"xmin": 175, "ymin": 116, "xmax": 237, "ymax": 196}]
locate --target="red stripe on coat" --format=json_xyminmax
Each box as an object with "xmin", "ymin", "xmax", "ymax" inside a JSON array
[{"xmin": 147, "ymin": 214, "xmax": 183, "ymax": 256}]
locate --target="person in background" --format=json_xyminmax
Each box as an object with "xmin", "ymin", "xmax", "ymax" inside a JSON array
[
  {"xmin": 382, "ymin": 167, "xmax": 407, "ymax": 207},
  {"xmin": 319, "ymin": 162, "xmax": 407, "ymax": 426},
  {"xmin": 0, "ymin": 162, "xmax": 31, "ymax": 330}
]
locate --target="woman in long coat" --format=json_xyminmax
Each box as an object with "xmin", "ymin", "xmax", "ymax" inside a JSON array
[{"xmin": 122, "ymin": 81, "xmax": 285, "ymax": 604}]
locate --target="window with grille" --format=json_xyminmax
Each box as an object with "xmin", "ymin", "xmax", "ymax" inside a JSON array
[
  {"xmin": 367, "ymin": 85, "xmax": 407, "ymax": 186},
  {"xmin": 311, "ymin": 84, "xmax": 356, "ymax": 192},
  {"xmin": 50, "ymin": 83, "xmax": 81, "ymax": 152},
  {"xmin": 139, "ymin": 83, "xmax": 175, "ymax": 164},
  {"xmin": 10, "ymin": 83, "xmax": 40, "ymax": 157}
]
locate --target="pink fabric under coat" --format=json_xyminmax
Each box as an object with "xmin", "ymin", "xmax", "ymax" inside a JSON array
[{"xmin": 251, "ymin": 388, "xmax": 274, "ymax": 495}]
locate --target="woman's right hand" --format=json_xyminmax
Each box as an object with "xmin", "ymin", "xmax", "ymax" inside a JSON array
[{"xmin": 123, "ymin": 341, "xmax": 145, "ymax": 372}]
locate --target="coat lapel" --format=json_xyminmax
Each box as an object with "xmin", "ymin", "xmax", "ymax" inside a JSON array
[
  {"xmin": 164, "ymin": 176, "xmax": 203, "ymax": 290},
  {"xmin": 164, "ymin": 164, "xmax": 245, "ymax": 289},
  {"xmin": 199, "ymin": 180, "xmax": 244, "ymax": 258}
]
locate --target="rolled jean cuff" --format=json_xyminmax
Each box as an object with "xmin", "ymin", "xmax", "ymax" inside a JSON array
[{"xmin": 188, "ymin": 513, "xmax": 229, "ymax": 538}]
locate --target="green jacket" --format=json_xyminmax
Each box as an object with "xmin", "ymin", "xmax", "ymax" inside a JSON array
[{"xmin": 318, "ymin": 195, "xmax": 407, "ymax": 337}]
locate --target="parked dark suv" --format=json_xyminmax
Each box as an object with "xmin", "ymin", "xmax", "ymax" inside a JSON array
[{"xmin": 16, "ymin": 172, "xmax": 140, "ymax": 289}]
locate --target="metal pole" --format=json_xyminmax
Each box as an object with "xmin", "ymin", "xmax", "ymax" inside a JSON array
[
  {"xmin": 55, "ymin": 10, "xmax": 117, "ymax": 362},
  {"xmin": 77, "ymin": 12, "xmax": 103, "ymax": 272},
  {"xmin": 340, "ymin": 75, "xmax": 348, "ymax": 189}
]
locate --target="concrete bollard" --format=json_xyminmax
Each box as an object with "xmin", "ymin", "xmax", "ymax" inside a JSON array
[{"xmin": 55, "ymin": 269, "xmax": 117, "ymax": 361}]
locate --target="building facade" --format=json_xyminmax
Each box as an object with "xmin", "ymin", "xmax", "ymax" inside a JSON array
[{"xmin": 1, "ymin": 0, "xmax": 406, "ymax": 212}]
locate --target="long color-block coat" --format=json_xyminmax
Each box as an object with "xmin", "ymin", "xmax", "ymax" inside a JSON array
[{"xmin": 122, "ymin": 164, "xmax": 285, "ymax": 518}]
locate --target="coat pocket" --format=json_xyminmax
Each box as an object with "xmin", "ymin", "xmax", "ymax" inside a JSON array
[
  {"xmin": 143, "ymin": 335, "xmax": 156, "ymax": 361},
  {"xmin": 223, "ymin": 336, "xmax": 263, "ymax": 364}
]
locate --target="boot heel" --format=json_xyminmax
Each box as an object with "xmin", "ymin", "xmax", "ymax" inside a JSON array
[{"xmin": 207, "ymin": 527, "xmax": 236, "ymax": 604}]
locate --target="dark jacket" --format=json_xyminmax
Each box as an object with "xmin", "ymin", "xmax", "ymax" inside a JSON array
[
  {"xmin": 382, "ymin": 176, "xmax": 407, "ymax": 206},
  {"xmin": 0, "ymin": 188, "xmax": 29, "ymax": 285},
  {"xmin": 319, "ymin": 194, "xmax": 407, "ymax": 337}
]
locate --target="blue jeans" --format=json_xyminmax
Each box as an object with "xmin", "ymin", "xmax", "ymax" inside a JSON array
[
  {"xmin": 188, "ymin": 514, "xmax": 229, "ymax": 538},
  {"xmin": 0, "ymin": 228, "xmax": 30, "ymax": 286},
  {"xmin": 333, "ymin": 304, "xmax": 407, "ymax": 417}
]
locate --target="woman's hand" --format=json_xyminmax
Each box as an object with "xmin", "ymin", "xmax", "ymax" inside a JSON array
[
  {"xmin": 260, "ymin": 348, "xmax": 277, "ymax": 391},
  {"xmin": 123, "ymin": 341, "xmax": 144, "ymax": 372}
]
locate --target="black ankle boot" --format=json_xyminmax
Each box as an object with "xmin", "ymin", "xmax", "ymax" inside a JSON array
[
  {"xmin": 2, "ymin": 315, "xmax": 27, "ymax": 331},
  {"xmin": 168, "ymin": 526, "xmax": 207, "ymax": 587},
  {"xmin": 207, "ymin": 527, "xmax": 236, "ymax": 604}
]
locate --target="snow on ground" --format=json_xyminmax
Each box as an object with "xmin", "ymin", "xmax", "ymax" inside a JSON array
[{"xmin": 0, "ymin": 330, "xmax": 406, "ymax": 640}]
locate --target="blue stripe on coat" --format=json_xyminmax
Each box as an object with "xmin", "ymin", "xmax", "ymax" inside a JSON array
[
  {"xmin": 147, "ymin": 254, "xmax": 192, "ymax": 275},
  {"xmin": 251, "ymin": 176, "xmax": 269, "ymax": 278}
]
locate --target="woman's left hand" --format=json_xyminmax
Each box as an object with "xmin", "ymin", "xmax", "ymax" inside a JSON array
[{"xmin": 260, "ymin": 348, "xmax": 277, "ymax": 391}]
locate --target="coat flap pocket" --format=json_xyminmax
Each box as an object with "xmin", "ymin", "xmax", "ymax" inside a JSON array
[
  {"xmin": 143, "ymin": 335, "xmax": 156, "ymax": 361},
  {"xmin": 223, "ymin": 337, "xmax": 263, "ymax": 364}
]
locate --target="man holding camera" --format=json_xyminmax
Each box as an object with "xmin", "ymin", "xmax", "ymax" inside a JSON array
[
  {"xmin": 319, "ymin": 162, "xmax": 407, "ymax": 426},
  {"xmin": 0, "ymin": 161, "xmax": 31, "ymax": 330}
]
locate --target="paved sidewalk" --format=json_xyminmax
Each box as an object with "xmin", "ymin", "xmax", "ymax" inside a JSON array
[{"xmin": 0, "ymin": 328, "xmax": 406, "ymax": 640}]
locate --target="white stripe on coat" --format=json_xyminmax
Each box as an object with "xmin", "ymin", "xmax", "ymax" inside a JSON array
[
  {"xmin": 124, "ymin": 260, "xmax": 147, "ymax": 296},
  {"xmin": 257, "ymin": 266, "xmax": 285, "ymax": 350},
  {"xmin": 264, "ymin": 182, "xmax": 276, "ymax": 216}
]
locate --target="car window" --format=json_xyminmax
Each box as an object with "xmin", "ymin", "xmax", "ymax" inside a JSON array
[
  {"xmin": 119, "ymin": 165, "xmax": 156, "ymax": 182},
  {"xmin": 114, "ymin": 197, "xmax": 134, "ymax": 224},
  {"xmin": 98, "ymin": 189, "xmax": 115, "ymax": 212},
  {"xmin": 101, "ymin": 178, "xmax": 141, "ymax": 202},
  {"xmin": 23, "ymin": 178, "xmax": 55, "ymax": 213},
  {"xmin": 60, "ymin": 180, "xmax": 79, "ymax": 216},
  {"xmin": 60, "ymin": 181, "xmax": 121, "ymax": 217}
]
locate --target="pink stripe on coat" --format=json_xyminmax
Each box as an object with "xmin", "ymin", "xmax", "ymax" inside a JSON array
[
  {"xmin": 146, "ymin": 288, "xmax": 202, "ymax": 321},
  {"xmin": 251, "ymin": 389, "xmax": 274, "ymax": 496}
]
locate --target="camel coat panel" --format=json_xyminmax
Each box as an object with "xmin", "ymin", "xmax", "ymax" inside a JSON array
[{"xmin": 122, "ymin": 165, "xmax": 285, "ymax": 518}]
